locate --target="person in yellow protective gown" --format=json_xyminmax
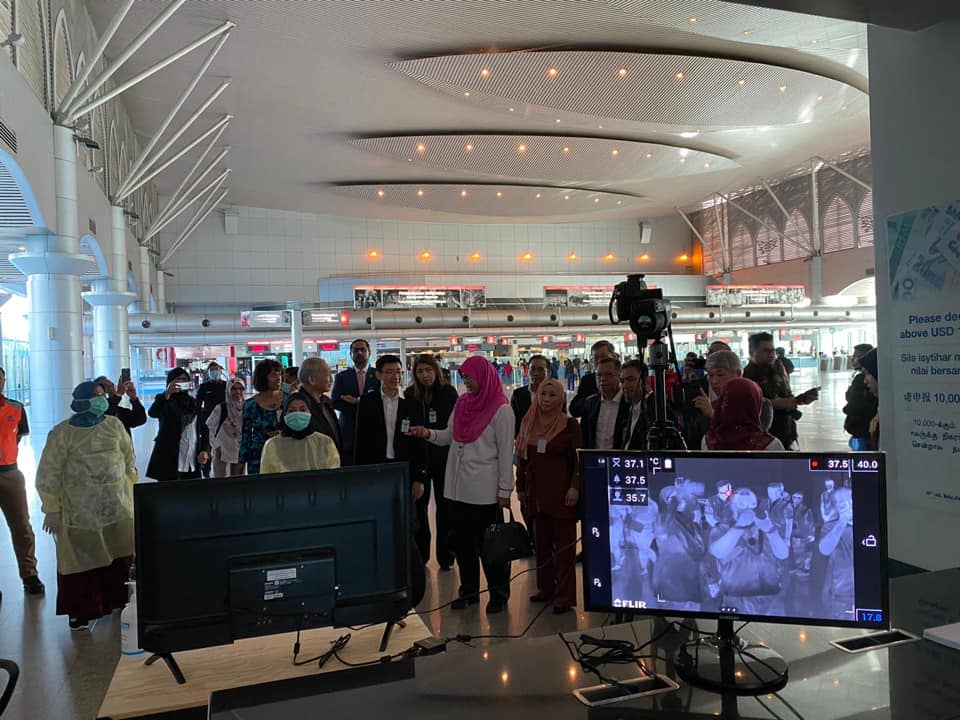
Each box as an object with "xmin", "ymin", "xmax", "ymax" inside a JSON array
[
  {"xmin": 260, "ymin": 392, "xmax": 340, "ymax": 474},
  {"xmin": 36, "ymin": 381, "xmax": 137, "ymax": 630}
]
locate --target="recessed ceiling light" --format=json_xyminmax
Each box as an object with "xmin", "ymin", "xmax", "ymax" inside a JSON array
[
  {"xmin": 842, "ymin": 105, "xmax": 848, "ymax": 111},
  {"xmin": 420, "ymin": 251, "xmax": 432, "ymax": 260},
  {"xmin": 617, "ymin": 67, "xmax": 628, "ymax": 77},
  {"xmin": 743, "ymin": 29, "xmax": 753, "ymax": 37},
  {"xmin": 416, "ymin": 143, "xmax": 426, "ymax": 152},
  {"xmin": 469, "ymin": 252, "xmax": 481, "ymax": 261},
  {"xmin": 496, "ymin": 191, "xmax": 503, "ymax": 197},
  {"xmin": 617, "ymin": 200, "xmax": 622, "ymax": 205},
  {"xmin": 567, "ymin": 252, "xmax": 578, "ymax": 261},
  {"xmin": 480, "ymin": 68, "xmax": 490, "ymax": 78},
  {"xmin": 376, "ymin": 189, "xmax": 385, "ymax": 197},
  {"xmin": 737, "ymin": 78, "xmax": 746, "ymax": 87},
  {"xmin": 604, "ymin": 251, "xmax": 615, "ymax": 260},
  {"xmin": 517, "ymin": 143, "xmax": 527, "ymax": 153},
  {"xmin": 680, "ymin": 157, "xmax": 687, "ymax": 163},
  {"xmin": 18, "ymin": 244, "xmax": 26, "ymax": 251},
  {"xmin": 611, "ymin": 148, "xmax": 619, "ymax": 156},
  {"xmin": 679, "ymin": 131, "xmax": 699, "ymax": 139},
  {"xmin": 638, "ymin": 253, "xmax": 650, "ymax": 261},
  {"xmin": 465, "ymin": 143, "xmax": 474, "ymax": 152},
  {"xmin": 689, "ymin": 16, "xmax": 698, "ymax": 23},
  {"xmin": 555, "ymin": 118, "xmax": 561, "ymax": 124},
  {"xmin": 778, "ymin": 85, "xmax": 788, "ymax": 93},
  {"xmin": 508, "ymin": 107, "xmax": 515, "ymax": 112},
  {"xmin": 562, "ymin": 146, "xmax": 570, "ymax": 153},
  {"xmin": 564, "ymin": 195, "xmax": 570, "ymax": 200},
  {"xmin": 547, "ymin": 67, "xmax": 559, "ymax": 78},
  {"xmin": 594, "ymin": 197, "xmax": 601, "ymax": 203},
  {"xmin": 463, "ymin": 91, "xmax": 471, "ymax": 97},
  {"xmin": 678, "ymin": 253, "xmax": 690, "ymax": 262},
  {"xmin": 535, "ymin": 192, "xmax": 541, "ymax": 199},
  {"xmin": 417, "ymin": 188, "xmax": 424, "ymax": 197},
  {"xmin": 460, "ymin": 189, "xmax": 468, "ymax": 197},
  {"xmin": 645, "ymin": 152, "xmax": 653, "ymax": 159},
  {"xmin": 816, "ymin": 95, "xmax": 824, "ymax": 102},
  {"xmin": 520, "ymin": 251, "xmax": 534, "ymax": 261},
  {"xmin": 811, "ymin": 39, "xmax": 819, "ymax": 45},
  {"xmin": 675, "ymin": 71, "xmax": 685, "ymax": 80},
  {"xmin": 367, "ymin": 250, "xmax": 380, "ymax": 259},
  {"xmin": 704, "ymin": 162, "xmax": 712, "ymax": 168}
]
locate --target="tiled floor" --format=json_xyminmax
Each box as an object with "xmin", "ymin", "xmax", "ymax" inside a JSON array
[{"xmin": 0, "ymin": 366, "xmax": 851, "ymax": 719}]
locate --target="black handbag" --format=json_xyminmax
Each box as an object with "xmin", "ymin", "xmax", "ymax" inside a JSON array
[{"xmin": 482, "ymin": 508, "xmax": 534, "ymax": 566}]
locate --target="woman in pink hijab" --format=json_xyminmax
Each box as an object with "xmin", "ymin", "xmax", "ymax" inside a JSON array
[{"xmin": 409, "ymin": 356, "xmax": 515, "ymax": 614}]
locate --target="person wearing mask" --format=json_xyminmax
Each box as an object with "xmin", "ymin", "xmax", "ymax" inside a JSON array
[
  {"xmin": 818, "ymin": 486, "xmax": 855, "ymax": 619},
  {"xmin": 146, "ymin": 368, "xmax": 209, "ymax": 481},
  {"xmin": 0, "ymin": 367, "xmax": 44, "ymax": 596},
  {"xmin": 842, "ymin": 343, "xmax": 878, "ymax": 450},
  {"xmin": 408, "ymin": 356, "xmax": 515, "ymax": 614},
  {"xmin": 580, "ymin": 357, "xmax": 631, "ymax": 451},
  {"xmin": 239, "ymin": 359, "xmax": 285, "ymax": 475},
  {"xmin": 94, "ymin": 376, "xmax": 147, "ymax": 436},
  {"xmin": 859, "ymin": 347, "xmax": 880, "ymax": 449},
  {"xmin": 298, "ymin": 357, "xmax": 342, "ymax": 455},
  {"xmin": 570, "ymin": 340, "xmax": 616, "ymax": 417},
  {"xmin": 405, "ymin": 354, "xmax": 458, "ymax": 570},
  {"xmin": 36, "ymin": 382, "xmax": 136, "ymax": 629},
  {"xmin": 282, "ymin": 366, "xmax": 300, "ymax": 394},
  {"xmin": 355, "ymin": 355, "xmax": 428, "ymax": 560},
  {"xmin": 703, "ymin": 378, "xmax": 785, "ymax": 451},
  {"xmin": 332, "ymin": 339, "xmax": 380, "ymax": 464},
  {"xmin": 743, "ymin": 332, "xmax": 818, "ymax": 449},
  {"xmin": 620, "ymin": 359, "xmax": 650, "ymax": 450},
  {"xmin": 196, "ymin": 362, "xmax": 227, "ymax": 478},
  {"xmin": 693, "ymin": 351, "xmax": 773, "ymax": 430},
  {"xmin": 516, "ymin": 379, "xmax": 581, "ymax": 614},
  {"xmin": 260, "ymin": 392, "xmax": 340, "ymax": 473},
  {"xmin": 205, "ymin": 376, "xmax": 247, "ymax": 477}
]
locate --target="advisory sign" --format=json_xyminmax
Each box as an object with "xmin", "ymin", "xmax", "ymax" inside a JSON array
[{"xmin": 887, "ymin": 203, "xmax": 960, "ymax": 509}]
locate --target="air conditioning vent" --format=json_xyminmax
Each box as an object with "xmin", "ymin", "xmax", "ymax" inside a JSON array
[{"xmin": 0, "ymin": 119, "xmax": 16, "ymax": 154}]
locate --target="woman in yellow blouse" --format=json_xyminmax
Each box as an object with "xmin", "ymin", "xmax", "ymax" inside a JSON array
[{"xmin": 260, "ymin": 392, "xmax": 340, "ymax": 473}]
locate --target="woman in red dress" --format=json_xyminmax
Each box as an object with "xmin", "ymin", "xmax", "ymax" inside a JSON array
[{"xmin": 516, "ymin": 378, "xmax": 582, "ymax": 613}]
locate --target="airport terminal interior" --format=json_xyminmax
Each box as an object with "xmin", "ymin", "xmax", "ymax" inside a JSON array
[{"xmin": 0, "ymin": 1, "xmax": 959, "ymax": 718}]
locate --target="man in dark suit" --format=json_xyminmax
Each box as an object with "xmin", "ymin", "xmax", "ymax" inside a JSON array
[
  {"xmin": 298, "ymin": 357, "xmax": 342, "ymax": 455},
  {"xmin": 620, "ymin": 359, "xmax": 651, "ymax": 450},
  {"xmin": 355, "ymin": 355, "xmax": 429, "ymax": 561},
  {"xmin": 510, "ymin": 354, "xmax": 566, "ymax": 436},
  {"xmin": 570, "ymin": 340, "xmax": 616, "ymax": 418},
  {"xmin": 580, "ymin": 357, "xmax": 631, "ymax": 450},
  {"xmin": 332, "ymin": 338, "xmax": 380, "ymax": 464}
]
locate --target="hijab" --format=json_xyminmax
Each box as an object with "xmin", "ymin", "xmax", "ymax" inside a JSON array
[
  {"xmin": 69, "ymin": 381, "xmax": 107, "ymax": 427},
  {"xmin": 452, "ymin": 355, "xmax": 509, "ymax": 443},
  {"xmin": 223, "ymin": 376, "xmax": 245, "ymax": 439},
  {"xmin": 860, "ymin": 347, "xmax": 878, "ymax": 380},
  {"xmin": 279, "ymin": 391, "xmax": 320, "ymax": 440},
  {"xmin": 515, "ymin": 379, "xmax": 568, "ymax": 460},
  {"xmin": 705, "ymin": 378, "xmax": 777, "ymax": 451}
]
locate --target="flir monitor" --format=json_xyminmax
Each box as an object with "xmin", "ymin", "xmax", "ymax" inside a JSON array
[
  {"xmin": 581, "ymin": 451, "xmax": 888, "ymax": 629},
  {"xmin": 134, "ymin": 463, "xmax": 413, "ymax": 679}
]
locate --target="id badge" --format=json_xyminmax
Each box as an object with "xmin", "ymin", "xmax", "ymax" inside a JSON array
[
  {"xmin": 428, "ymin": 409, "xmax": 437, "ymax": 424},
  {"xmin": 537, "ymin": 438, "xmax": 547, "ymax": 454},
  {"xmin": 401, "ymin": 418, "xmax": 411, "ymax": 434}
]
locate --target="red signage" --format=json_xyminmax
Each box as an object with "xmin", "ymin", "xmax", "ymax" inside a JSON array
[
  {"xmin": 339, "ymin": 311, "xmax": 350, "ymax": 327},
  {"xmin": 248, "ymin": 344, "xmax": 268, "ymax": 353},
  {"xmin": 319, "ymin": 341, "xmax": 339, "ymax": 351}
]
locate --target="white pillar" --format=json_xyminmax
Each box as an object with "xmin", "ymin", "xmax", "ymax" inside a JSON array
[
  {"xmin": 83, "ymin": 206, "xmax": 136, "ymax": 381},
  {"xmin": 721, "ymin": 271, "xmax": 733, "ymax": 285},
  {"xmin": 290, "ymin": 308, "xmax": 304, "ymax": 365},
  {"xmin": 809, "ymin": 254, "xmax": 824, "ymax": 305},
  {"xmin": 156, "ymin": 270, "xmax": 166, "ymax": 313},
  {"xmin": 138, "ymin": 244, "xmax": 151, "ymax": 310},
  {"xmin": 11, "ymin": 125, "xmax": 92, "ymax": 432}
]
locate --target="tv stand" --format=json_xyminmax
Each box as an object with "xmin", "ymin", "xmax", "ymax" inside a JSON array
[
  {"xmin": 144, "ymin": 652, "xmax": 186, "ymax": 684},
  {"xmin": 378, "ymin": 619, "xmax": 407, "ymax": 652},
  {"xmin": 675, "ymin": 619, "xmax": 787, "ymax": 696}
]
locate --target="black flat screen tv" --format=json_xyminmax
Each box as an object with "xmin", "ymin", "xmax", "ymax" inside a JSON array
[{"xmin": 134, "ymin": 463, "xmax": 412, "ymax": 655}]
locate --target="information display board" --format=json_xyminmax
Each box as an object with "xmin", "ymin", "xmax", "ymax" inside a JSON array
[
  {"xmin": 706, "ymin": 285, "xmax": 806, "ymax": 307},
  {"xmin": 354, "ymin": 286, "xmax": 486, "ymax": 309}
]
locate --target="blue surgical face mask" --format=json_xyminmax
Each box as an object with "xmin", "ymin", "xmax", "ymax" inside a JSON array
[
  {"xmin": 89, "ymin": 395, "xmax": 110, "ymax": 417},
  {"xmin": 284, "ymin": 411, "xmax": 311, "ymax": 432},
  {"xmin": 209, "ymin": 370, "xmax": 221, "ymax": 381},
  {"xmin": 281, "ymin": 382, "xmax": 292, "ymax": 394}
]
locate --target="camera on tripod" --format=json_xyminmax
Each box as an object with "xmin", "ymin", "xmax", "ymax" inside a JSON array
[{"xmin": 609, "ymin": 274, "xmax": 672, "ymax": 341}]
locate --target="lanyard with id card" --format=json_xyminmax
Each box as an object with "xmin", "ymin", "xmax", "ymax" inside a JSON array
[
  {"xmin": 428, "ymin": 408, "xmax": 437, "ymax": 424},
  {"xmin": 401, "ymin": 418, "xmax": 411, "ymax": 434},
  {"xmin": 536, "ymin": 438, "xmax": 547, "ymax": 454}
]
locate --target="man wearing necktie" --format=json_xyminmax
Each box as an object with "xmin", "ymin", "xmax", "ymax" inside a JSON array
[{"xmin": 332, "ymin": 339, "xmax": 380, "ymax": 464}]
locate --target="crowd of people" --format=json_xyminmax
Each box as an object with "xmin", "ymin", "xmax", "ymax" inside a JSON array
[{"xmin": 0, "ymin": 332, "xmax": 881, "ymax": 628}]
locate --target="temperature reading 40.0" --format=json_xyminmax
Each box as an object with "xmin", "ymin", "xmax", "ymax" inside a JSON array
[{"xmin": 855, "ymin": 459, "xmax": 880, "ymax": 471}]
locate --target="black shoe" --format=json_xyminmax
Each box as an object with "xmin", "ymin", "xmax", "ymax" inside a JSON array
[
  {"xmin": 23, "ymin": 576, "xmax": 45, "ymax": 595},
  {"xmin": 69, "ymin": 617, "xmax": 89, "ymax": 631},
  {"xmin": 529, "ymin": 593, "xmax": 551, "ymax": 603},
  {"xmin": 486, "ymin": 600, "xmax": 507, "ymax": 614},
  {"xmin": 552, "ymin": 605, "xmax": 573, "ymax": 615},
  {"xmin": 451, "ymin": 595, "xmax": 479, "ymax": 610}
]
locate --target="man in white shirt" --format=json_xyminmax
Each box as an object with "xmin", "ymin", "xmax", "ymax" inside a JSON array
[
  {"xmin": 581, "ymin": 357, "xmax": 630, "ymax": 450},
  {"xmin": 355, "ymin": 355, "xmax": 427, "ymax": 559}
]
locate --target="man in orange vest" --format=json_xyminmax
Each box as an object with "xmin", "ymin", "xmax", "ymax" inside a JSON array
[{"xmin": 0, "ymin": 367, "xmax": 44, "ymax": 599}]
